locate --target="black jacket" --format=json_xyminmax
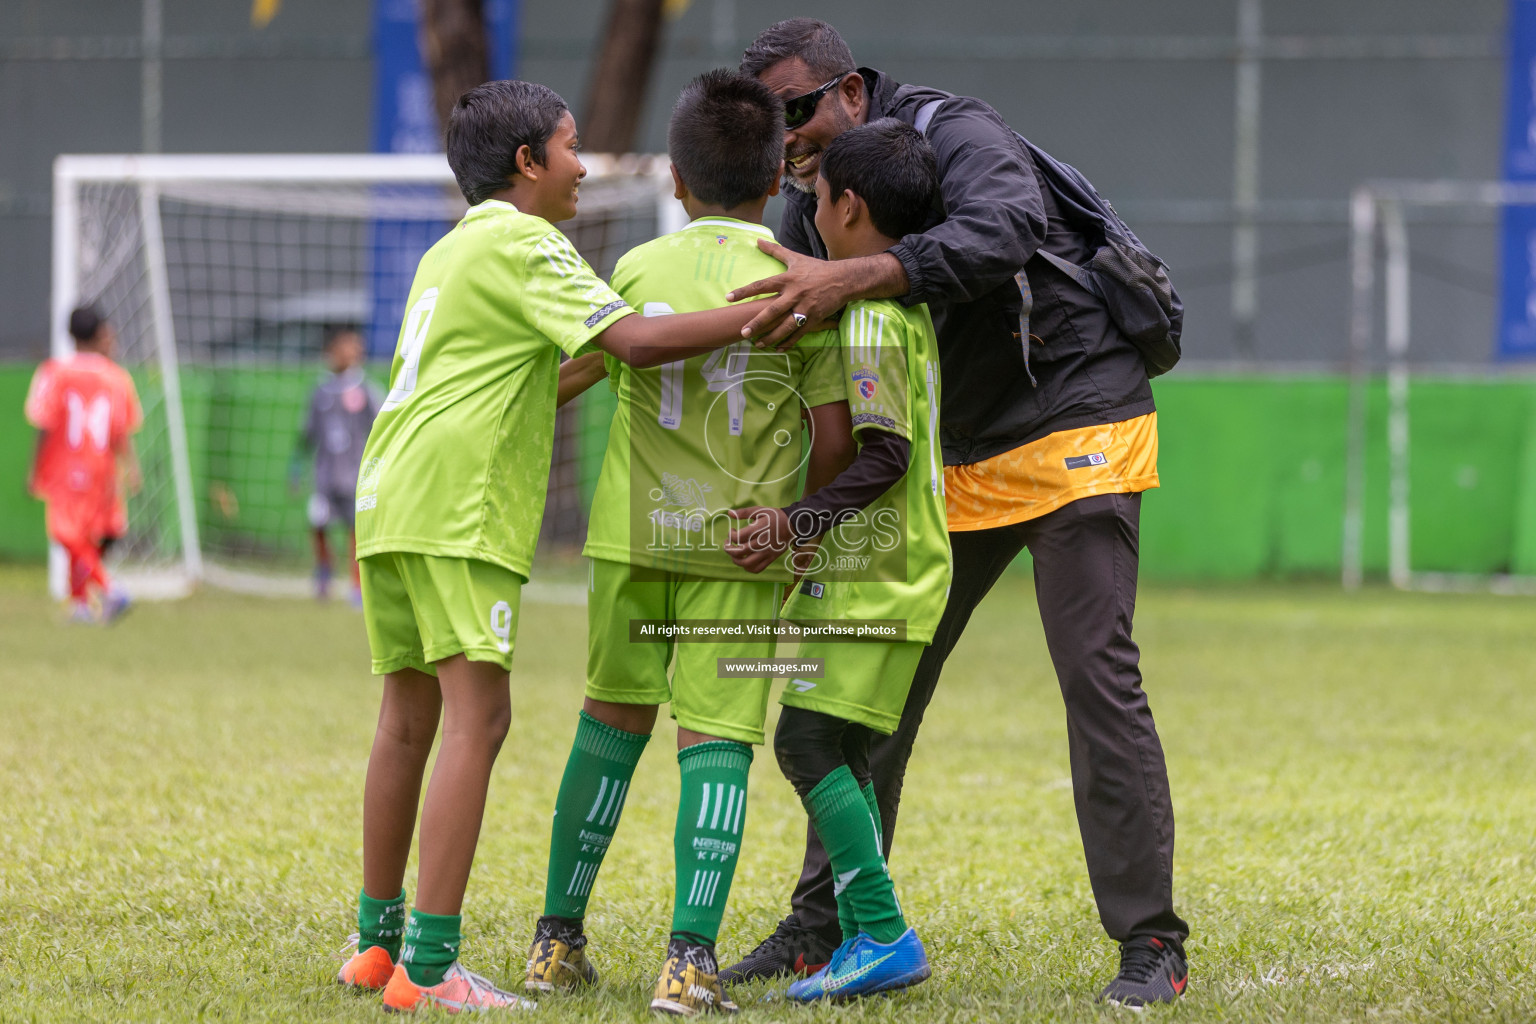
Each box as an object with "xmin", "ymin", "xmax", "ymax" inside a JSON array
[{"xmin": 781, "ymin": 68, "xmax": 1156, "ymax": 466}]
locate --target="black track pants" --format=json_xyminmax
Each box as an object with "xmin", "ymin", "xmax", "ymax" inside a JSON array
[{"xmin": 787, "ymin": 491, "xmax": 1189, "ymax": 947}]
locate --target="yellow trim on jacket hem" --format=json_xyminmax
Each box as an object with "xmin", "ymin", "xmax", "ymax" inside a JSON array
[{"xmin": 944, "ymin": 412, "xmax": 1159, "ymax": 531}]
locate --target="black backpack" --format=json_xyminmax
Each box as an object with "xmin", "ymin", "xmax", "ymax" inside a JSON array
[{"xmin": 915, "ymin": 99, "xmax": 1183, "ymax": 377}]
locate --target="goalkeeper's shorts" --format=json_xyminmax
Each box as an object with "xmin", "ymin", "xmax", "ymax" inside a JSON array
[
  {"xmin": 360, "ymin": 552, "xmax": 525, "ymax": 675},
  {"xmin": 585, "ymin": 558, "xmax": 783, "ymax": 745}
]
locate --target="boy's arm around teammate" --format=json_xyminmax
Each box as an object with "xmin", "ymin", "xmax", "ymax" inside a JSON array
[{"xmin": 590, "ymin": 296, "xmax": 825, "ymax": 368}]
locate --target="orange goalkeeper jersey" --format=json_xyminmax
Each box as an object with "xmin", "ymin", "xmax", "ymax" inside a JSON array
[{"xmin": 26, "ymin": 353, "xmax": 143, "ymax": 538}]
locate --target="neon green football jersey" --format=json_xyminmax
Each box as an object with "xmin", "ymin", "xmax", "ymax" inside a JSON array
[
  {"xmin": 582, "ymin": 217, "xmax": 845, "ymax": 582},
  {"xmin": 780, "ymin": 299, "xmax": 952, "ymax": 643},
  {"xmin": 356, "ymin": 199, "xmax": 634, "ymax": 578}
]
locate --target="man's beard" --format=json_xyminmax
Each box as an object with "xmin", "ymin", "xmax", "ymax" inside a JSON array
[{"xmin": 782, "ymin": 172, "xmax": 815, "ymax": 195}]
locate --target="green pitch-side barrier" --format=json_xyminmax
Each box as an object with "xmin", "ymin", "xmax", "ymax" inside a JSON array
[
  {"xmin": 3, "ymin": 363, "xmax": 1534, "ymax": 581},
  {"xmin": 1135, "ymin": 375, "xmax": 1536, "ymax": 579},
  {"xmin": 0, "ymin": 367, "xmax": 46, "ymax": 559}
]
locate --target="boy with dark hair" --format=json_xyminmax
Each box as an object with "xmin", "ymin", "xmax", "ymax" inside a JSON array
[
  {"xmin": 337, "ymin": 78, "xmax": 793, "ymax": 1014},
  {"xmin": 522, "ymin": 68, "xmax": 852, "ymax": 1017},
  {"xmin": 26, "ymin": 305, "xmax": 141, "ymax": 623},
  {"xmin": 725, "ymin": 119, "xmax": 947, "ymax": 1003},
  {"xmin": 294, "ymin": 325, "xmax": 379, "ymax": 604}
]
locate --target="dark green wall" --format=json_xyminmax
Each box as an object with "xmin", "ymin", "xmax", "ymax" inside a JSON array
[
  {"xmin": 1, "ymin": 366, "xmax": 46, "ymax": 558},
  {"xmin": 5, "ymin": 364, "xmax": 1535, "ymax": 580}
]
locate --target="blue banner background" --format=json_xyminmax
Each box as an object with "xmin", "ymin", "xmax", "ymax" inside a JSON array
[
  {"xmin": 367, "ymin": 0, "xmax": 519, "ymax": 358},
  {"xmin": 1498, "ymin": 0, "xmax": 1536, "ymax": 359}
]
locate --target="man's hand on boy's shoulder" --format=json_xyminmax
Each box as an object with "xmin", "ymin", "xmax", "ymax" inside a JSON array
[
  {"xmin": 724, "ymin": 505, "xmax": 792, "ymax": 574},
  {"xmin": 729, "ymin": 239, "xmax": 906, "ymax": 351}
]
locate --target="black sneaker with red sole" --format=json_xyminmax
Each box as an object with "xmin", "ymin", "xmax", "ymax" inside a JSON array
[
  {"xmin": 1099, "ymin": 935, "xmax": 1188, "ymax": 1009},
  {"xmin": 717, "ymin": 914, "xmax": 836, "ymax": 985}
]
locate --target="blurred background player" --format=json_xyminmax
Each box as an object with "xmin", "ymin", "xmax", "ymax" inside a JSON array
[
  {"xmin": 293, "ymin": 325, "xmax": 381, "ymax": 604},
  {"xmin": 25, "ymin": 305, "xmax": 142, "ymax": 623},
  {"xmin": 520, "ymin": 69, "xmax": 850, "ymax": 1017},
  {"xmin": 725, "ymin": 119, "xmax": 947, "ymax": 1004}
]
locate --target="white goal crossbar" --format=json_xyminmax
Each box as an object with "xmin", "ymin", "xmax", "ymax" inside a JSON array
[
  {"xmin": 51, "ymin": 153, "xmax": 682, "ymax": 599},
  {"xmin": 1344, "ymin": 180, "xmax": 1536, "ymax": 594},
  {"xmin": 52, "ymin": 151, "xmax": 682, "ymax": 355}
]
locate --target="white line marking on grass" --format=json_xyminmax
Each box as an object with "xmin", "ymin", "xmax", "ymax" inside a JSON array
[
  {"xmin": 1228, "ymin": 959, "xmax": 1378, "ymax": 993},
  {"xmin": 108, "ymin": 568, "xmax": 591, "ymax": 605}
]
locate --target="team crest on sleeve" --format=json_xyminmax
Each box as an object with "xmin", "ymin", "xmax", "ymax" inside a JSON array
[
  {"xmin": 716, "ymin": 235, "xmax": 728, "ymax": 245},
  {"xmin": 852, "ymin": 369, "xmax": 879, "ymax": 400}
]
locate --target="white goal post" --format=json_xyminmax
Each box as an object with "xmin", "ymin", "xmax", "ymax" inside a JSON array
[
  {"xmin": 52, "ymin": 153, "xmax": 684, "ymax": 599},
  {"xmin": 1343, "ymin": 180, "xmax": 1536, "ymax": 594}
]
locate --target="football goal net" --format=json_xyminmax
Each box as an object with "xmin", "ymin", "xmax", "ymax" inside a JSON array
[
  {"xmin": 52, "ymin": 153, "xmax": 681, "ymax": 598},
  {"xmin": 1344, "ymin": 181, "xmax": 1536, "ymax": 594}
]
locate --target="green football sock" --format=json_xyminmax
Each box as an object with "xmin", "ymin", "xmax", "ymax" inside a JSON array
[
  {"xmin": 836, "ymin": 782, "xmax": 884, "ymax": 941},
  {"xmin": 861, "ymin": 780, "xmax": 883, "ymax": 844},
  {"xmin": 399, "ymin": 909, "xmax": 459, "ymax": 987},
  {"xmin": 357, "ymin": 887, "xmax": 406, "ymax": 958},
  {"xmin": 670, "ymin": 741, "xmax": 753, "ymax": 945},
  {"xmin": 542, "ymin": 710, "xmax": 650, "ymax": 919},
  {"xmin": 804, "ymin": 766, "xmax": 907, "ymax": 944}
]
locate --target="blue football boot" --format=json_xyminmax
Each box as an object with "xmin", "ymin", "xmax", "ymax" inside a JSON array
[{"xmin": 784, "ymin": 929, "xmax": 930, "ymax": 1002}]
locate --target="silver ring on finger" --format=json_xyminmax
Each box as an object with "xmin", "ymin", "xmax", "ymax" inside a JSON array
[{"xmin": 791, "ymin": 312, "xmax": 808, "ymax": 328}]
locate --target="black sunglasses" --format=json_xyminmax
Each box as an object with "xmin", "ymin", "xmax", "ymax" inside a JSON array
[{"xmin": 783, "ymin": 72, "xmax": 850, "ymax": 130}]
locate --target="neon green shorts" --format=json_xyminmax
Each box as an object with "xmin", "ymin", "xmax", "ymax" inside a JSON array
[
  {"xmin": 586, "ymin": 558, "xmax": 783, "ymax": 745},
  {"xmin": 779, "ymin": 640, "xmax": 927, "ymax": 735},
  {"xmin": 360, "ymin": 552, "xmax": 525, "ymax": 675}
]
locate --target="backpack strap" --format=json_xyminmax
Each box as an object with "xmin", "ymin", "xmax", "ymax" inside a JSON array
[
  {"xmin": 913, "ymin": 98, "xmax": 944, "ymax": 135},
  {"xmin": 912, "ymin": 97, "xmax": 1101, "ymax": 299},
  {"xmin": 1034, "ymin": 249, "xmax": 1103, "ymax": 299}
]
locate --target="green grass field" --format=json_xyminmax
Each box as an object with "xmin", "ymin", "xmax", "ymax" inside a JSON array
[{"xmin": 1, "ymin": 564, "xmax": 1533, "ymax": 1022}]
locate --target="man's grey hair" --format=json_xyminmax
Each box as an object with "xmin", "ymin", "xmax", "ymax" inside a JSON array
[{"xmin": 740, "ymin": 18, "xmax": 856, "ymax": 81}]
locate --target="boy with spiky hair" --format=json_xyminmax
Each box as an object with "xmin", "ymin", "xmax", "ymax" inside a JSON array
[
  {"xmin": 725, "ymin": 118, "xmax": 948, "ymax": 1002},
  {"xmin": 522, "ymin": 69, "xmax": 852, "ymax": 1016},
  {"xmin": 337, "ymin": 78, "xmax": 790, "ymax": 1014}
]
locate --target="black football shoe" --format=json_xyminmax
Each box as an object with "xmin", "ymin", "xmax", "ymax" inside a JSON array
[
  {"xmin": 717, "ymin": 914, "xmax": 836, "ymax": 985},
  {"xmin": 1099, "ymin": 935, "xmax": 1188, "ymax": 1009}
]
